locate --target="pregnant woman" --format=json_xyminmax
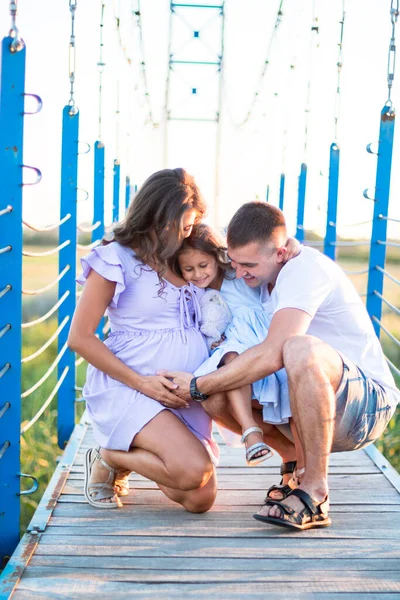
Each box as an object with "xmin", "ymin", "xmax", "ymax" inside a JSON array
[{"xmin": 68, "ymin": 168, "xmax": 219, "ymax": 511}]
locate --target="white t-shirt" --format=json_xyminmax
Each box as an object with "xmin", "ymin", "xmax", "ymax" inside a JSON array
[{"xmin": 261, "ymin": 246, "xmax": 399, "ymax": 404}]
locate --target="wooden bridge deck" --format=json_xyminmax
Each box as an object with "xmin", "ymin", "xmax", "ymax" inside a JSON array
[{"xmin": 2, "ymin": 417, "xmax": 400, "ymax": 599}]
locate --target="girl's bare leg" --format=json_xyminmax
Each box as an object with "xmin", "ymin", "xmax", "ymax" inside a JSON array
[{"xmin": 90, "ymin": 410, "xmax": 216, "ymax": 512}]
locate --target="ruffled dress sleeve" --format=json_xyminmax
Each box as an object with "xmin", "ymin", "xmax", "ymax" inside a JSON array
[{"xmin": 76, "ymin": 242, "xmax": 127, "ymax": 308}]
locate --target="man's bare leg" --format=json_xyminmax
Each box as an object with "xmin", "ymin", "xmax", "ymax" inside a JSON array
[{"xmin": 257, "ymin": 335, "xmax": 342, "ymax": 520}]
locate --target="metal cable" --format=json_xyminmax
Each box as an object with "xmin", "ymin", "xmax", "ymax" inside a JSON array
[
  {"xmin": 0, "ymin": 324, "xmax": 11, "ymax": 341},
  {"xmin": 21, "ymin": 367, "xmax": 69, "ymax": 434},
  {"xmin": 76, "ymin": 240, "xmax": 100, "ymax": 251},
  {"xmin": 21, "ymin": 343, "xmax": 69, "ymax": 399},
  {"xmin": 22, "ymin": 214, "xmax": 71, "ymax": 232},
  {"xmin": 0, "ymin": 206, "xmax": 12, "ymax": 217},
  {"xmin": 373, "ymin": 316, "xmax": 400, "ymax": 348},
  {"xmin": 22, "ymin": 240, "xmax": 70, "ymax": 257},
  {"xmin": 0, "ymin": 402, "xmax": 11, "ymax": 420},
  {"xmin": 0, "ymin": 441, "xmax": 10, "ymax": 460},
  {"xmin": 21, "ymin": 291, "xmax": 70, "ymax": 329},
  {"xmin": 75, "ymin": 356, "xmax": 85, "ymax": 367},
  {"xmin": 377, "ymin": 240, "xmax": 400, "ymax": 248},
  {"xmin": 374, "ymin": 290, "xmax": 400, "ymax": 317},
  {"xmin": 77, "ymin": 221, "xmax": 101, "ymax": 233},
  {"xmin": 386, "ymin": 354, "xmax": 400, "ymax": 378},
  {"xmin": 342, "ymin": 268, "xmax": 369, "ymax": 275},
  {"xmin": 21, "ymin": 317, "xmax": 70, "ymax": 364},
  {"xmin": 22, "ymin": 265, "xmax": 70, "ymax": 296},
  {"xmin": 376, "ymin": 265, "xmax": 400, "ymax": 286}
]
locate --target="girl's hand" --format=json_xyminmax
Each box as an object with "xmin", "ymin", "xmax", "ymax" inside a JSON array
[
  {"xmin": 211, "ymin": 334, "xmax": 226, "ymax": 350},
  {"xmin": 138, "ymin": 376, "xmax": 190, "ymax": 409},
  {"xmin": 284, "ymin": 237, "xmax": 302, "ymax": 262}
]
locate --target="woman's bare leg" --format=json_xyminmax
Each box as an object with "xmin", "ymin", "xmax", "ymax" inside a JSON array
[{"xmin": 90, "ymin": 410, "xmax": 216, "ymax": 512}]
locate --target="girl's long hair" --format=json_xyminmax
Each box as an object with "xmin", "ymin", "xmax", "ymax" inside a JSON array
[
  {"xmin": 173, "ymin": 223, "xmax": 232, "ymax": 280},
  {"xmin": 103, "ymin": 168, "xmax": 206, "ymax": 276}
]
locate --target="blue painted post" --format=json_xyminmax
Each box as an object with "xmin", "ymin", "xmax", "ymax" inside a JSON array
[
  {"xmin": 0, "ymin": 37, "xmax": 25, "ymax": 563},
  {"xmin": 279, "ymin": 173, "xmax": 285, "ymax": 211},
  {"xmin": 112, "ymin": 160, "xmax": 120, "ymax": 223},
  {"xmin": 296, "ymin": 163, "xmax": 307, "ymax": 242},
  {"xmin": 366, "ymin": 105, "xmax": 395, "ymax": 337},
  {"xmin": 125, "ymin": 175, "xmax": 131, "ymax": 213},
  {"xmin": 265, "ymin": 185, "xmax": 270, "ymax": 203},
  {"xmin": 324, "ymin": 143, "xmax": 340, "ymax": 260},
  {"xmin": 58, "ymin": 106, "xmax": 79, "ymax": 448},
  {"xmin": 93, "ymin": 141, "xmax": 105, "ymax": 339}
]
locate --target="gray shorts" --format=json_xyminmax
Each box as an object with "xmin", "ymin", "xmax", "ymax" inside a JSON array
[
  {"xmin": 276, "ymin": 354, "xmax": 398, "ymax": 453},
  {"xmin": 332, "ymin": 353, "xmax": 397, "ymax": 452}
]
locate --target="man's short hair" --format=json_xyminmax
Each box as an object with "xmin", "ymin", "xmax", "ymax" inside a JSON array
[{"xmin": 227, "ymin": 202, "xmax": 287, "ymax": 249}]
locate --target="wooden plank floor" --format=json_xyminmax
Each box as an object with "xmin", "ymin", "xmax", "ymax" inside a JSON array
[{"xmin": 7, "ymin": 424, "xmax": 400, "ymax": 598}]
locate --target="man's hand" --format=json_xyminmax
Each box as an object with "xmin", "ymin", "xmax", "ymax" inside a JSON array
[
  {"xmin": 138, "ymin": 375, "xmax": 189, "ymax": 408},
  {"xmin": 158, "ymin": 370, "xmax": 193, "ymax": 400}
]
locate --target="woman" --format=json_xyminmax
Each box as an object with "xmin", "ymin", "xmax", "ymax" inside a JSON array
[{"xmin": 68, "ymin": 168, "xmax": 219, "ymax": 511}]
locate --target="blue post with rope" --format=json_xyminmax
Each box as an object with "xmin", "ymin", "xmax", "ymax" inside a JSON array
[
  {"xmin": 366, "ymin": 104, "xmax": 396, "ymax": 337},
  {"xmin": 324, "ymin": 143, "xmax": 340, "ymax": 260},
  {"xmin": 279, "ymin": 173, "xmax": 285, "ymax": 211},
  {"xmin": 265, "ymin": 185, "xmax": 270, "ymax": 203},
  {"xmin": 57, "ymin": 106, "xmax": 79, "ymax": 448},
  {"xmin": 125, "ymin": 175, "xmax": 131, "ymax": 212},
  {"xmin": 296, "ymin": 163, "xmax": 307, "ymax": 242},
  {"xmin": 113, "ymin": 160, "xmax": 120, "ymax": 222},
  {"xmin": 0, "ymin": 34, "xmax": 25, "ymax": 564},
  {"xmin": 93, "ymin": 141, "xmax": 105, "ymax": 339}
]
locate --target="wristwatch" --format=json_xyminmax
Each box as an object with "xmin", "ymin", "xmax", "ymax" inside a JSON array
[{"xmin": 190, "ymin": 377, "xmax": 209, "ymax": 402}]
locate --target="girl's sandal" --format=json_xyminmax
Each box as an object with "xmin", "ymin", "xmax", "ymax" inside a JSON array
[
  {"xmin": 241, "ymin": 426, "xmax": 274, "ymax": 466},
  {"xmin": 114, "ymin": 470, "xmax": 131, "ymax": 497},
  {"xmin": 84, "ymin": 446, "xmax": 123, "ymax": 509},
  {"xmin": 253, "ymin": 488, "xmax": 331, "ymax": 531}
]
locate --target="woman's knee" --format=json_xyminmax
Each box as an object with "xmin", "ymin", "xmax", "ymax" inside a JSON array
[
  {"xmin": 182, "ymin": 477, "xmax": 217, "ymax": 513},
  {"xmin": 169, "ymin": 454, "xmax": 214, "ymax": 491}
]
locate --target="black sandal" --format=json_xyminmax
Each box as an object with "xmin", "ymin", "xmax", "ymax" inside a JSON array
[
  {"xmin": 265, "ymin": 460, "xmax": 297, "ymax": 501},
  {"xmin": 253, "ymin": 488, "xmax": 331, "ymax": 531}
]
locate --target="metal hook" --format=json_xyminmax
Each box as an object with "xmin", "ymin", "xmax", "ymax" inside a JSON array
[
  {"xmin": 22, "ymin": 165, "xmax": 42, "ymax": 186},
  {"xmin": 23, "ymin": 93, "xmax": 43, "ymax": 115},
  {"xmin": 78, "ymin": 141, "xmax": 91, "ymax": 155},
  {"xmin": 18, "ymin": 473, "xmax": 39, "ymax": 496},
  {"xmin": 77, "ymin": 188, "xmax": 89, "ymax": 202},
  {"xmin": 363, "ymin": 188, "xmax": 377, "ymax": 201},
  {"xmin": 366, "ymin": 142, "xmax": 379, "ymax": 155}
]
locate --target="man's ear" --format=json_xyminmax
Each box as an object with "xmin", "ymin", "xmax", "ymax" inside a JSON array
[{"xmin": 276, "ymin": 246, "xmax": 287, "ymax": 263}]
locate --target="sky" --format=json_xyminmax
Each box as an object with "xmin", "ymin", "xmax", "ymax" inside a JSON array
[{"xmin": 1, "ymin": 0, "xmax": 400, "ymax": 240}]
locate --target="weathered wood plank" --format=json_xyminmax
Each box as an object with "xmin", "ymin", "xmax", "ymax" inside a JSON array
[
  {"xmin": 14, "ymin": 578, "xmax": 400, "ymax": 595},
  {"xmin": 57, "ymin": 489, "xmax": 400, "ymax": 505},
  {"xmin": 35, "ymin": 536, "xmax": 400, "ymax": 559},
  {"xmin": 12, "ymin": 592, "xmax": 400, "ymax": 600},
  {"xmin": 28, "ymin": 554, "xmax": 400, "ymax": 572},
  {"xmin": 21, "ymin": 565, "xmax": 400, "ymax": 585},
  {"xmin": 64, "ymin": 472, "xmax": 393, "ymax": 491}
]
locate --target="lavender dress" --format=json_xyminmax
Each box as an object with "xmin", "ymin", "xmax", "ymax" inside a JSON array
[{"xmin": 76, "ymin": 242, "xmax": 219, "ymax": 464}]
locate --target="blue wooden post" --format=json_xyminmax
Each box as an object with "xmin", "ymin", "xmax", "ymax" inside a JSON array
[
  {"xmin": 93, "ymin": 141, "xmax": 105, "ymax": 339},
  {"xmin": 125, "ymin": 175, "xmax": 131, "ymax": 213},
  {"xmin": 0, "ymin": 36, "xmax": 25, "ymax": 563},
  {"xmin": 58, "ymin": 106, "xmax": 79, "ymax": 448},
  {"xmin": 324, "ymin": 143, "xmax": 340, "ymax": 260},
  {"xmin": 279, "ymin": 173, "xmax": 285, "ymax": 212},
  {"xmin": 265, "ymin": 184, "xmax": 270, "ymax": 203},
  {"xmin": 296, "ymin": 163, "xmax": 307, "ymax": 242},
  {"xmin": 112, "ymin": 160, "xmax": 120, "ymax": 223},
  {"xmin": 366, "ymin": 105, "xmax": 395, "ymax": 337}
]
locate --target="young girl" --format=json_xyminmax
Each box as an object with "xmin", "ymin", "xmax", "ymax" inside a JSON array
[{"xmin": 175, "ymin": 224, "xmax": 296, "ymax": 465}]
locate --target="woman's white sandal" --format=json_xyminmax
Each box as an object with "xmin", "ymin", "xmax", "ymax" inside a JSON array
[
  {"xmin": 84, "ymin": 446, "xmax": 123, "ymax": 508},
  {"xmin": 241, "ymin": 426, "xmax": 274, "ymax": 466}
]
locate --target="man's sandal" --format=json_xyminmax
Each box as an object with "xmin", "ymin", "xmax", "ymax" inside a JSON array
[
  {"xmin": 253, "ymin": 488, "xmax": 331, "ymax": 530},
  {"xmin": 265, "ymin": 460, "xmax": 297, "ymax": 501},
  {"xmin": 241, "ymin": 426, "xmax": 274, "ymax": 466},
  {"xmin": 84, "ymin": 446, "xmax": 123, "ymax": 509},
  {"xmin": 114, "ymin": 470, "xmax": 131, "ymax": 497}
]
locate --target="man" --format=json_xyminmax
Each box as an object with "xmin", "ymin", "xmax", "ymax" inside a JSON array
[{"xmin": 164, "ymin": 201, "xmax": 399, "ymax": 530}]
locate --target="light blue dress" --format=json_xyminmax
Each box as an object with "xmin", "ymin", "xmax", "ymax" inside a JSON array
[{"xmin": 195, "ymin": 274, "xmax": 291, "ymax": 425}]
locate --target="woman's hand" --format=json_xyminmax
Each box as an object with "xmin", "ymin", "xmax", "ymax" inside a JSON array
[
  {"xmin": 284, "ymin": 237, "xmax": 302, "ymax": 262},
  {"xmin": 138, "ymin": 375, "xmax": 190, "ymax": 409}
]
